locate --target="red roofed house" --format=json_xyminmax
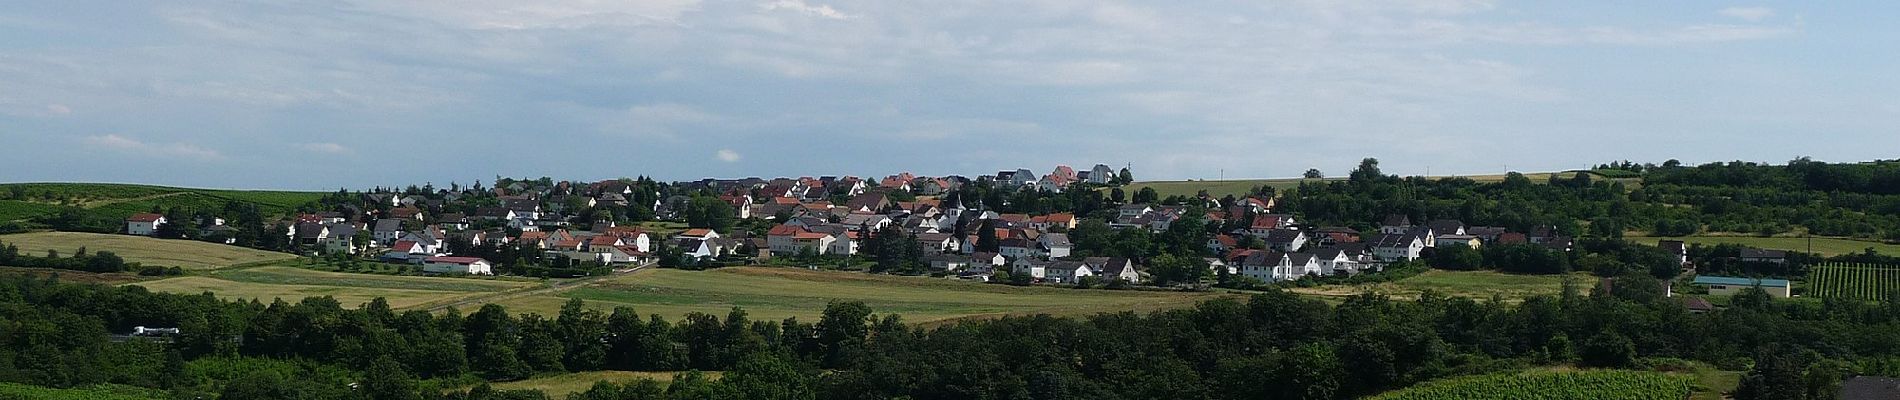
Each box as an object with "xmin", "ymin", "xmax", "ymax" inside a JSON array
[
  {"xmin": 126, "ymin": 213, "xmax": 166, "ymax": 236},
  {"xmin": 423, "ymin": 256, "xmax": 493, "ymax": 275}
]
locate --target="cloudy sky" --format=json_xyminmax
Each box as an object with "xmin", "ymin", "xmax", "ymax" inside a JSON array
[{"xmin": 1, "ymin": 1, "xmax": 1894, "ymax": 189}]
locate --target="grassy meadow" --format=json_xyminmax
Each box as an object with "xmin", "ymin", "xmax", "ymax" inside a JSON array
[
  {"xmin": 496, "ymin": 267, "xmax": 1235, "ymax": 323},
  {"xmin": 0, "ymin": 231, "xmax": 297, "ymax": 270},
  {"xmin": 1627, "ymin": 235, "xmax": 1900, "ymax": 257},
  {"xmin": 486, "ymin": 371, "xmax": 722, "ymax": 398},
  {"xmin": 0, "ymin": 182, "xmax": 326, "ymax": 221},
  {"xmin": 1291, "ymin": 270, "xmax": 1588, "ymax": 302}
]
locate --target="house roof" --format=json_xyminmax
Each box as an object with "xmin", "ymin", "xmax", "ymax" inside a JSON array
[
  {"xmin": 373, "ymin": 219, "xmax": 404, "ymax": 232},
  {"xmin": 1428, "ymin": 219, "xmax": 1464, "ymax": 233},
  {"xmin": 425, "ymin": 256, "xmax": 486, "ymax": 264},
  {"xmin": 1265, "ymin": 229, "xmax": 1306, "ymax": 243},
  {"xmin": 1692, "ymin": 275, "xmax": 1790, "ymax": 288},
  {"xmin": 1680, "ymin": 297, "xmax": 1715, "ymax": 311},
  {"xmin": 127, "ymin": 213, "xmax": 165, "ymax": 223},
  {"xmin": 680, "ymin": 228, "xmax": 715, "ymax": 238},
  {"xmin": 1740, "ymin": 249, "xmax": 1788, "ymax": 259},
  {"xmin": 1382, "ymin": 214, "xmax": 1411, "ymax": 227}
]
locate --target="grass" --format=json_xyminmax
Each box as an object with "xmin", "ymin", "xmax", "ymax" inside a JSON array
[
  {"xmin": 1628, "ymin": 235, "xmax": 1900, "ymax": 257},
  {"xmin": 130, "ymin": 275, "xmax": 497, "ymax": 309},
  {"xmin": 212, "ymin": 266, "xmax": 537, "ymax": 292},
  {"xmin": 0, "ymin": 266, "xmax": 147, "ymax": 285},
  {"xmin": 1291, "ymin": 270, "xmax": 1587, "ymax": 302},
  {"xmin": 496, "ymin": 267, "xmax": 1235, "ymax": 323},
  {"xmin": 0, "ymin": 231, "xmax": 297, "ymax": 270},
  {"xmin": 0, "ymin": 200, "xmax": 61, "ymax": 222},
  {"xmin": 633, "ymin": 221, "xmax": 689, "ymax": 237},
  {"xmin": 487, "ymin": 371, "xmax": 721, "ymax": 398}
]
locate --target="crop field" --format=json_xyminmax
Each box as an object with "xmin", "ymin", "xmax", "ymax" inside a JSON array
[
  {"xmin": 1291, "ymin": 270, "xmax": 1587, "ymax": 302},
  {"xmin": 0, "ymin": 232, "xmax": 297, "ymax": 270},
  {"xmin": 1808, "ymin": 262, "xmax": 1900, "ymax": 301},
  {"xmin": 131, "ymin": 275, "xmax": 507, "ymax": 309},
  {"xmin": 486, "ymin": 371, "xmax": 720, "ymax": 398},
  {"xmin": 212, "ymin": 266, "xmax": 537, "ymax": 292},
  {"xmin": 496, "ymin": 267, "xmax": 1235, "ymax": 323},
  {"xmin": 1367, "ymin": 370, "xmax": 1691, "ymax": 400},
  {"xmin": 1629, "ymin": 235, "xmax": 1900, "ymax": 257},
  {"xmin": 0, "ymin": 383, "xmax": 168, "ymax": 400},
  {"xmin": 0, "ymin": 182, "xmax": 325, "ymax": 221},
  {"xmin": 1121, "ymin": 171, "xmax": 1619, "ymax": 199}
]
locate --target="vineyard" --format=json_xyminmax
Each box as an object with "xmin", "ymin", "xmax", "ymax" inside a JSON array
[
  {"xmin": 1808, "ymin": 262, "xmax": 1900, "ymax": 301},
  {"xmin": 1368, "ymin": 370, "xmax": 1691, "ymax": 400}
]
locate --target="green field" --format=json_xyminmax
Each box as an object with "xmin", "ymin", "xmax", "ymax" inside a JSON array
[
  {"xmin": 1121, "ymin": 171, "xmax": 1616, "ymax": 199},
  {"xmin": 1808, "ymin": 262, "xmax": 1900, "ymax": 301},
  {"xmin": 1629, "ymin": 235, "xmax": 1900, "ymax": 257},
  {"xmin": 1367, "ymin": 370, "xmax": 1691, "ymax": 400},
  {"xmin": 0, "ymin": 182, "xmax": 325, "ymax": 221},
  {"xmin": 212, "ymin": 266, "xmax": 537, "ymax": 292},
  {"xmin": 1293, "ymin": 270, "xmax": 1587, "ymax": 302},
  {"xmin": 132, "ymin": 275, "xmax": 511, "ymax": 310},
  {"xmin": 0, "ymin": 382, "xmax": 169, "ymax": 400},
  {"xmin": 496, "ymin": 267, "xmax": 1234, "ymax": 323},
  {"xmin": 486, "ymin": 371, "xmax": 720, "ymax": 398},
  {"xmin": 0, "ymin": 231, "xmax": 297, "ymax": 270}
]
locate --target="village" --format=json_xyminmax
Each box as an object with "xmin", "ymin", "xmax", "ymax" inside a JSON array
[{"xmin": 102, "ymin": 163, "xmax": 1732, "ymax": 294}]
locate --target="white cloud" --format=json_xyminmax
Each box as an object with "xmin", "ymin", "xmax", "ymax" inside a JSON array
[
  {"xmin": 300, "ymin": 142, "xmax": 352, "ymax": 154},
  {"xmin": 83, "ymin": 134, "xmax": 224, "ymax": 159},
  {"xmin": 1719, "ymin": 7, "xmax": 1776, "ymax": 22},
  {"xmin": 760, "ymin": 0, "xmax": 854, "ymax": 20},
  {"xmin": 715, "ymin": 149, "xmax": 741, "ymax": 162}
]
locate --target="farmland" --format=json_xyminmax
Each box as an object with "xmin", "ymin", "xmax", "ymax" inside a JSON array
[
  {"xmin": 1808, "ymin": 262, "xmax": 1900, "ymax": 301},
  {"xmin": 495, "ymin": 266, "xmax": 1234, "ymax": 323},
  {"xmin": 1366, "ymin": 370, "xmax": 1691, "ymax": 400},
  {"xmin": 1628, "ymin": 235, "xmax": 1900, "ymax": 257},
  {"xmin": 1121, "ymin": 171, "xmax": 1621, "ymax": 199},
  {"xmin": 0, "ymin": 383, "xmax": 168, "ymax": 400},
  {"xmin": 1292, "ymin": 270, "xmax": 1586, "ymax": 302},
  {"xmin": 0, "ymin": 182, "xmax": 326, "ymax": 221},
  {"xmin": 0, "ymin": 231, "xmax": 297, "ymax": 270},
  {"xmin": 131, "ymin": 264, "xmax": 540, "ymax": 309},
  {"xmin": 485, "ymin": 371, "xmax": 721, "ymax": 398}
]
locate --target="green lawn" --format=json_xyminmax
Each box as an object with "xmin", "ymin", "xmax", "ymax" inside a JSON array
[
  {"xmin": 486, "ymin": 371, "xmax": 720, "ymax": 398},
  {"xmin": 1628, "ymin": 235, "xmax": 1900, "ymax": 257},
  {"xmin": 1293, "ymin": 269, "xmax": 1588, "ymax": 302},
  {"xmin": 497, "ymin": 267, "xmax": 1235, "ymax": 323},
  {"xmin": 131, "ymin": 275, "xmax": 502, "ymax": 310},
  {"xmin": 0, "ymin": 231, "xmax": 297, "ymax": 270}
]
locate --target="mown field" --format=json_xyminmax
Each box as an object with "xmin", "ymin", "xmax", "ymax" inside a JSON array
[
  {"xmin": 0, "ymin": 231, "xmax": 297, "ymax": 270},
  {"xmin": 1808, "ymin": 262, "xmax": 1900, "ymax": 301},
  {"xmin": 1628, "ymin": 235, "xmax": 1900, "ymax": 257},
  {"xmin": 131, "ymin": 266, "xmax": 539, "ymax": 309},
  {"xmin": 486, "ymin": 371, "xmax": 721, "ymax": 398},
  {"xmin": 1367, "ymin": 369, "xmax": 1692, "ymax": 400},
  {"xmin": 1291, "ymin": 270, "xmax": 1588, "ymax": 302},
  {"xmin": 0, "ymin": 182, "xmax": 326, "ymax": 221},
  {"xmin": 497, "ymin": 267, "xmax": 1235, "ymax": 324}
]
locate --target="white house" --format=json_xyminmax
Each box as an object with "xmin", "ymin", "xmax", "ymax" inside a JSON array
[
  {"xmin": 1039, "ymin": 233, "xmax": 1073, "ymax": 259},
  {"xmin": 126, "ymin": 213, "xmax": 166, "ymax": 236},
  {"xmin": 1011, "ymin": 258, "xmax": 1047, "ymax": 280},
  {"xmin": 1370, "ymin": 234, "xmax": 1426, "ymax": 261},
  {"xmin": 1043, "ymin": 261, "xmax": 1092, "ymax": 284},
  {"xmin": 422, "ymin": 256, "xmax": 494, "ymax": 275}
]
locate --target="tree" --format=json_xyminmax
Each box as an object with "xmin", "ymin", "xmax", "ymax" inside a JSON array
[
  {"xmin": 1117, "ymin": 167, "xmax": 1134, "ymax": 185},
  {"xmin": 685, "ymin": 196, "xmax": 737, "ymax": 232},
  {"xmin": 975, "ymin": 219, "xmax": 999, "ymax": 253},
  {"xmin": 1303, "ymin": 169, "xmax": 1325, "ymax": 179},
  {"xmin": 724, "ymin": 353, "xmax": 816, "ymax": 400},
  {"xmin": 1579, "ymin": 330, "xmax": 1634, "ymax": 368},
  {"xmin": 814, "ymin": 301, "xmax": 871, "ymax": 369},
  {"xmin": 1133, "ymin": 187, "xmax": 1159, "ymax": 204},
  {"xmin": 1350, "ymin": 158, "xmax": 1384, "ymax": 183},
  {"xmin": 1147, "ymin": 254, "xmax": 1210, "ymax": 286},
  {"xmin": 361, "ymin": 356, "xmax": 420, "ymax": 400},
  {"xmin": 1427, "ymin": 244, "xmax": 1482, "ymax": 270}
]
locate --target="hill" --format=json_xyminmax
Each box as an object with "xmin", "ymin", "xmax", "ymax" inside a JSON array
[
  {"xmin": 1121, "ymin": 170, "xmax": 1622, "ymax": 199},
  {"xmin": 0, "ymin": 182, "xmax": 326, "ymax": 223},
  {"xmin": 0, "ymin": 231, "xmax": 297, "ymax": 270}
]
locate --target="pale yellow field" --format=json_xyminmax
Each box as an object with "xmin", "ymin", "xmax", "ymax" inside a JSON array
[
  {"xmin": 131, "ymin": 276, "xmax": 498, "ymax": 309},
  {"xmin": 487, "ymin": 371, "xmax": 721, "ymax": 397},
  {"xmin": 0, "ymin": 232, "xmax": 296, "ymax": 270}
]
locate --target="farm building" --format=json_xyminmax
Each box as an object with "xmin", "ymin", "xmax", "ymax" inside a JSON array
[
  {"xmin": 1692, "ymin": 275, "xmax": 1791, "ymax": 298},
  {"xmin": 125, "ymin": 213, "xmax": 166, "ymax": 236},
  {"xmin": 423, "ymin": 256, "xmax": 494, "ymax": 275}
]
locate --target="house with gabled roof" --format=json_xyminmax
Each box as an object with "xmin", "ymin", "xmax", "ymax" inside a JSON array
[{"xmin": 126, "ymin": 213, "xmax": 166, "ymax": 236}]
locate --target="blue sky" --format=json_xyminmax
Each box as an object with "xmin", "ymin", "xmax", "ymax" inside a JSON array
[{"xmin": 1, "ymin": 1, "xmax": 1894, "ymax": 190}]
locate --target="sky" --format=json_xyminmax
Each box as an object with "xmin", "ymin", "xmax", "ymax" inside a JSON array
[{"xmin": 1, "ymin": 1, "xmax": 1896, "ymax": 190}]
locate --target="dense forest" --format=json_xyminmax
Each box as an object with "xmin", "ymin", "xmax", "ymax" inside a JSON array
[{"xmin": 0, "ymin": 267, "xmax": 1890, "ymax": 400}]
